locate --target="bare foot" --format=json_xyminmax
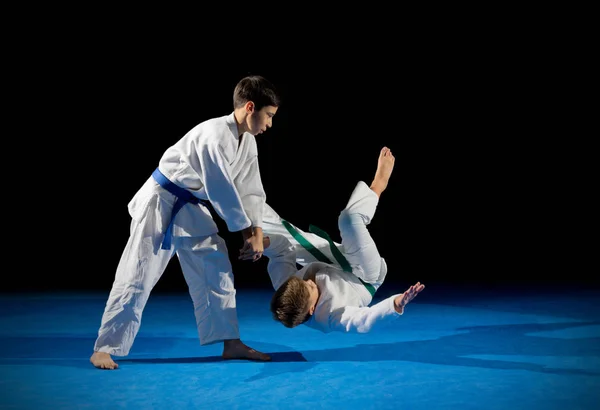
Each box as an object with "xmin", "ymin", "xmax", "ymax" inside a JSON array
[
  {"xmin": 90, "ymin": 351, "xmax": 119, "ymax": 370},
  {"xmin": 222, "ymin": 339, "xmax": 271, "ymax": 361},
  {"xmin": 370, "ymin": 146, "xmax": 395, "ymax": 197}
]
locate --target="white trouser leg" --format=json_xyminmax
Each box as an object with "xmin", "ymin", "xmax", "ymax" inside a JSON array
[
  {"xmin": 177, "ymin": 235, "xmax": 239, "ymax": 345},
  {"xmin": 94, "ymin": 220, "xmax": 174, "ymax": 356},
  {"xmin": 338, "ymin": 181, "xmax": 383, "ymax": 284},
  {"xmin": 262, "ymin": 233, "xmax": 298, "ymax": 290},
  {"xmin": 262, "ymin": 203, "xmax": 334, "ymax": 290},
  {"xmin": 262, "ymin": 203, "xmax": 333, "ymax": 265}
]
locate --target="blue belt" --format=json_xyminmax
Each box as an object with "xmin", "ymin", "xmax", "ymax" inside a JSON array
[{"xmin": 152, "ymin": 168, "xmax": 208, "ymax": 250}]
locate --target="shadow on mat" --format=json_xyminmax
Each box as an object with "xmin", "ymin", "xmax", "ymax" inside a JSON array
[
  {"xmin": 2, "ymin": 321, "xmax": 599, "ymax": 376},
  {"xmin": 294, "ymin": 320, "xmax": 600, "ymax": 376},
  {"xmin": 101, "ymin": 321, "xmax": 600, "ymax": 377},
  {"xmin": 119, "ymin": 350, "xmax": 308, "ymax": 364}
]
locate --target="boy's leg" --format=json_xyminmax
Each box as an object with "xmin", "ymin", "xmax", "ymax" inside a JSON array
[
  {"xmin": 91, "ymin": 220, "xmax": 174, "ymax": 369},
  {"xmin": 338, "ymin": 147, "xmax": 395, "ymax": 284},
  {"xmin": 261, "ymin": 233, "xmax": 299, "ymax": 290},
  {"xmin": 177, "ymin": 235, "xmax": 270, "ymax": 361}
]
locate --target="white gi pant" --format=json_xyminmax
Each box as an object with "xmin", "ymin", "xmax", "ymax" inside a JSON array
[
  {"xmin": 94, "ymin": 179, "xmax": 239, "ymax": 356},
  {"xmin": 262, "ymin": 180, "xmax": 387, "ymax": 292}
]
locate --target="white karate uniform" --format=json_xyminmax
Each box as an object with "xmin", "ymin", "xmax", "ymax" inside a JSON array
[
  {"xmin": 94, "ymin": 112, "xmax": 265, "ymax": 355},
  {"xmin": 262, "ymin": 181, "xmax": 402, "ymax": 333}
]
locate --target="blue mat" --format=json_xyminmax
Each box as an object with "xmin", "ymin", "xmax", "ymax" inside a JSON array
[{"xmin": 0, "ymin": 285, "xmax": 598, "ymax": 409}]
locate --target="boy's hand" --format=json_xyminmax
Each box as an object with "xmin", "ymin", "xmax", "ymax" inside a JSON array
[
  {"xmin": 238, "ymin": 227, "xmax": 264, "ymax": 262},
  {"xmin": 394, "ymin": 282, "xmax": 425, "ymax": 314}
]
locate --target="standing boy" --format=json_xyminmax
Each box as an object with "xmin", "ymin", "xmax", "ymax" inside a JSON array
[{"xmin": 91, "ymin": 75, "xmax": 280, "ymax": 369}]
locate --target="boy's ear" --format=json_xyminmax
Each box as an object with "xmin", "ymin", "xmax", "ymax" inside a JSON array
[
  {"xmin": 308, "ymin": 305, "xmax": 315, "ymax": 316},
  {"xmin": 245, "ymin": 101, "xmax": 254, "ymax": 113}
]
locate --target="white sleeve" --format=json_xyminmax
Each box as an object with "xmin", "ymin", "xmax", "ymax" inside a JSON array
[
  {"xmin": 234, "ymin": 150, "xmax": 266, "ymax": 228},
  {"xmin": 329, "ymin": 295, "xmax": 402, "ymax": 333},
  {"xmin": 200, "ymin": 139, "xmax": 252, "ymax": 232}
]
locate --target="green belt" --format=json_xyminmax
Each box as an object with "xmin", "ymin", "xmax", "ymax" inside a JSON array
[{"xmin": 281, "ymin": 219, "xmax": 376, "ymax": 297}]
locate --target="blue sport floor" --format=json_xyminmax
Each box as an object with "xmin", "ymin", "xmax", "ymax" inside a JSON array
[{"xmin": 0, "ymin": 284, "xmax": 598, "ymax": 409}]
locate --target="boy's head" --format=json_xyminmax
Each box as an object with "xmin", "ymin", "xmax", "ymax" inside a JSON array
[
  {"xmin": 270, "ymin": 276, "xmax": 319, "ymax": 328},
  {"xmin": 233, "ymin": 75, "xmax": 281, "ymax": 111},
  {"xmin": 233, "ymin": 75, "xmax": 281, "ymax": 136}
]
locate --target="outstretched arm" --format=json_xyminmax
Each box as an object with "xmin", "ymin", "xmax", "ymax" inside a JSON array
[{"xmin": 329, "ymin": 282, "xmax": 425, "ymax": 333}]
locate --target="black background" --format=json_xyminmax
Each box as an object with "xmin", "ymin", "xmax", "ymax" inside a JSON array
[{"xmin": 4, "ymin": 33, "xmax": 595, "ymax": 295}]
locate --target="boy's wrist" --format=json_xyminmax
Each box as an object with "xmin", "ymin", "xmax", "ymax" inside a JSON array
[
  {"xmin": 241, "ymin": 226, "xmax": 253, "ymax": 239},
  {"xmin": 393, "ymin": 295, "xmax": 404, "ymax": 314}
]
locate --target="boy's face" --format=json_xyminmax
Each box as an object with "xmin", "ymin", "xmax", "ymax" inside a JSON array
[
  {"xmin": 248, "ymin": 104, "xmax": 277, "ymax": 135},
  {"xmin": 305, "ymin": 279, "xmax": 319, "ymax": 316}
]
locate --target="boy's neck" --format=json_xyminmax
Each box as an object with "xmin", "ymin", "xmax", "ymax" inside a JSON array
[{"xmin": 233, "ymin": 107, "xmax": 249, "ymax": 136}]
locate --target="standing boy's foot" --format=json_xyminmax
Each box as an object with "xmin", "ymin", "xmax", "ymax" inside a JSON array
[
  {"xmin": 222, "ymin": 339, "xmax": 271, "ymax": 361},
  {"xmin": 370, "ymin": 146, "xmax": 395, "ymax": 197},
  {"xmin": 90, "ymin": 352, "xmax": 119, "ymax": 370}
]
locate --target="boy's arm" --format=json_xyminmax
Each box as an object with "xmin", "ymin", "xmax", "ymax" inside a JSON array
[
  {"xmin": 200, "ymin": 139, "xmax": 255, "ymax": 232},
  {"xmin": 234, "ymin": 141, "xmax": 266, "ymax": 230},
  {"xmin": 234, "ymin": 142, "xmax": 266, "ymax": 261},
  {"xmin": 329, "ymin": 282, "xmax": 425, "ymax": 333},
  {"xmin": 329, "ymin": 295, "xmax": 401, "ymax": 333},
  {"xmin": 201, "ymin": 136, "xmax": 266, "ymax": 260}
]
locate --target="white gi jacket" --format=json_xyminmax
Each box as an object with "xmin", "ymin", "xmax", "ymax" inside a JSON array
[
  {"xmin": 294, "ymin": 262, "xmax": 401, "ymax": 334},
  {"xmin": 127, "ymin": 112, "xmax": 265, "ymax": 251}
]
